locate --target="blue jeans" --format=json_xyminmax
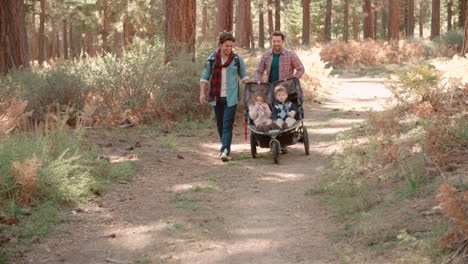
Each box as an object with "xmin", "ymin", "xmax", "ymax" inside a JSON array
[{"xmin": 213, "ymin": 97, "xmax": 237, "ymax": 154}]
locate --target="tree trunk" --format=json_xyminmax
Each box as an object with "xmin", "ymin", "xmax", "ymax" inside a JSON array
[
  {"xmin": 364, "ymin": 0, "xmax": 373, "ymax": 39},
  {"xmin": 353, "ymin": 10, "xmax": 359, "ymax": 40},
  {"xmin": 55, "ymin": 31, "xmax": 60, "ymax": 59},
  {"xmin": 344, "ymin": 0, "xmax": 349, "ymax": 42},
  {"xmin": 50, "ymin": 27, "xmax": 57, "ymax": 60},
  {"xmin": 374, "ymin": 8, "xmax": 378, "ymax": 39},
  {"xmin": 267, "ymin": 0, "xmax": 273, "ymax": 36},
  {"xmin": 382, "ymin": 2, "xmax": 388, "ymax": 39},
  {"xmin": 462, "ymin": 12, "xmax": 468, "ymax": 55},
  {"xmin": 63, "ymin": 19, "xmax": 68, "ymax": 59},
  {"xmin": 408, "ymin": 0, "xmax": 414, "ymax": 37},
  {"xmin": 30, "ymin": 0, "xmax": 37, "ymax": 62},
  {"xmin": 236, "ymin": 0, "xmax": 251, "ymax": 49},
  {"xmin": 419, "ymin": 1, "xmax": 424, "ymax": 37},
  {"xmin": 389, "ymin": 0, "xmax": 400, "ymax": 40},
  {"xmin": 217, "ymin": 0, "xmax": 233, "ymax": 33},
  {"xmin": 259, "ymin": 2, "xmax": 265, "ymax": 48},
  {"xmin": 302, "ymin": 0, "xmax": 310, "ymax": 46},
  {"xmin": 275, "ymin": 0, "xmax": 280, "ymax": 31},
  {"xmin": 102, "ymin": 0, "xmax": 109, "ymax": 52},
  {"xmin": 431, "ymin": 0, "xmax": 440, "ymax": 40},
  {"xmin": 448, "ymin": 0, "xmax": 453, "ymax": 31},
  {"xmin": 86, "ymin": 32, "xmax": 94, "ymax": 57},
  {"xmin": 69, "ymin": 23, "xmax": 75, "ymax": 58},
  {"xmin": 38, "ymin": 0, "xmax": 45, "ymax": 65},
  {"xmin": 325, "ymin": 0, "xmax": 332, "ymax": 41},
  {"xmin": 202, "ymin": 3, "xmax": 208, "ymax": 37},
  {"xmin": 123, "ymin": 0, "xmax": 132, "ymax": 49},
  {"xmin": 165, "ymin": 0, "xmax": 196, "ymax": 62},
  {"xmin": 460, "ymin": 0, "xmax": 467, "ymax": 28},
  {"xmin": 0, "ymin": 0, "xmax": 30, "ymax": 74}
]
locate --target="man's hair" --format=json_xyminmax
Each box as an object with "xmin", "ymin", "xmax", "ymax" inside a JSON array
[
  {"xmin": 274, "ymin": 85, "xmax": 288, "ymax": 95},
  {"xmin": 219, "ymin": 32, "xmax": 235, "ymax": 45},
  {"xmin": 271, "ymin": 31, "xmax": 285, "ymax": 41}
]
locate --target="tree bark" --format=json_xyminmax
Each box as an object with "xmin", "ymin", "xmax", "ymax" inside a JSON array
[
  {"xmin": 236, "ymin": 0, "xmax": 251, "ymax": 49},
  {"xmin": 353, "ymin": 10, "xmax": 359, "ymax": 40},
  {"xmin": 275, "ymin": 0, "xmax": 280, "ymax": 31},
  {"xmin": 267, "ymin": 0, "xmax": 273, "ymax": 36},
  {"xmin": 30, "ymin": 0, "xmax": 37, "ymax": 62},
  {"xmin": 364, "ymin": 0, "xmax": 373, "ymax": 39},
  {"xmin": 344, "ymin": 0, "xmax": 349, "ymax": 42},
  {"xmin": 302, "ymin": 0, "xmax": 310, "ymax": 46},
  {"xmin": 123, "ymin": 0, "xmax": 133, "ymax": 49},
  {"xmin": 217, "ymin": 0, "xmax": 233, "ymax": 33},
  {"xmin": 165, "ymin": 0, "xmax": 196, "ymax": 62},
  {"xmin": 259, "ymin": 2, "xmax": 265, "ymax": 48},
  {"xmin": 448, "ymin": 0, "xmax": 453, "ymax": 31},
  {"xmin": 38, "ymin": 0, "xmax": 45, "ymax": 65},
  {"xmin": 325, "ymin": 0, "xmax": 332, "ymax": 41},
  {"xmin": 431, "ymin": 0, "xmax": 440, "ymax": 40},
  {"xmin": 102, "ymin": 0, "xmax": 109, "ymax": 53},
  {"xmin": 63, "ymin": 19, "xmax": 68, "ymax": 59},
  {"xmin": 202, "ymin": 3, "xmax": 208, "ymax": 37},
  {"xmin": 389, "ymin": 0, "xmax": 400, "ymax": 40},
  {"xmin": 419, "ymin": 1, "xmax": 424, "ymax": 37},
  {"xmin": 462, "ymin": 12, "xmax": 468, "ymax": 55},
  {"xmin": 382, "ymin": 2, "xmax": 388, "ymax": 39},
  {"xmin": 0, "ymin": 0, "xmax": 30, "ymax": 74},
  {"xmin": 460, "ymin": 0, "xmax": 467, "ymax": 28},
  {"xmin": 408, "ymin": 0, "xmax": 414, "ymax": 37},
  {"xmin": 374, "ymin": 7, "xmax": 378, "ymax": 39}
]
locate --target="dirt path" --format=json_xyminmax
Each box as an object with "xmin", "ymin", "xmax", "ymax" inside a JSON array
[{"xmin": 18, "ymin": 78, "xmax": 391, "ymax": 264}]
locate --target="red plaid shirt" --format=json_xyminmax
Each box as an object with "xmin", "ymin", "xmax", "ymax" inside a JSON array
[{"xmin": 255, "ymin": 48, "xmax": 305, "ymax": 82}]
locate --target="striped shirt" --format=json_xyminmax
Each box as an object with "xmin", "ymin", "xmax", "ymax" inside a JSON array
[{"xmin": 255, "ymin": 48, "xmax": 305, "ymax": 82}]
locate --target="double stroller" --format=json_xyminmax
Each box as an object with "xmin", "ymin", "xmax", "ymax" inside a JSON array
[{"xmin": 245, "ymin": 77, "xmax": 310, "ymax": 164}]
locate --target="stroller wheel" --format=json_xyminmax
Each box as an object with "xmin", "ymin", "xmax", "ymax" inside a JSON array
[
  {"xmin": 270, "ymin": 139, "xmax": 280, "ymax": 164},
  {"xmin": 303, "ymin": 126, "xmax": 310, "ymax": 155},
  {"xmin": 250, "ymin": 133, "xmax": 257, "ymax": 158}
]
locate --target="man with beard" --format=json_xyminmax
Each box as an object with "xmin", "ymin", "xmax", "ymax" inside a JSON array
[{"xmin": 255, "ymin": 31, "xmax": 305, "ymax": 84}]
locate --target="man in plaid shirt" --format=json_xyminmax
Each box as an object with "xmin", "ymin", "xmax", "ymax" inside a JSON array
[{"xmin": 255, "ymin": 31, "xmax": 305, "ymax": 83}]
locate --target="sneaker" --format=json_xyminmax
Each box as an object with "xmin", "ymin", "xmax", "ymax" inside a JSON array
[
  {"xmin": 220, "ymin": 149, "xmax": 231, "ymax": 162},
  {"xmin": 281, "ymin": 146, "xmax": 288, "ymax": 154}
]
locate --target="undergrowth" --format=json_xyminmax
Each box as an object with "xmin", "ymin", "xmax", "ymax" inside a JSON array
[{"xmin": 311, "ymin": 56, "xmax": 467, "ymax": 263}]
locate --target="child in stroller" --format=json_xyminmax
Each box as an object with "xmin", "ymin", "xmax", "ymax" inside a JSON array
[
  {"xmin": 271, "ymin": 85, "xmax": 297, "ymax": 130},
  {"xmin": 245, "ymin": 78, "xmax": 310, "ymax": 164},
  {"xmin": 248, "ymin": 92, "xmax": 272, "ymax": 132}
]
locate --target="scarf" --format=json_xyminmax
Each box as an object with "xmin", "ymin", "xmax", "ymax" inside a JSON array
[{"xmin": 209, "ymin": 49, "xmax": 234, "ymax": 102}]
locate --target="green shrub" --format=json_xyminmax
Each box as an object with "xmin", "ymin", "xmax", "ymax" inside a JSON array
[
  {"xmin": 387, "ymin": 65, "xmax": 441, "ymax": 105},
  {"xmin": 2, "ymin": 64, "xmax": 90, "ymax": 122},
  {"xmin": 436, "ymin": 30, "xmax": 464, "ymax": 52},
  {"xmin": 0, "ymin": 130, "xmax": 104, "ymax": 205}
]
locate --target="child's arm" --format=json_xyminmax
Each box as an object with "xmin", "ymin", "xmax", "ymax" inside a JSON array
[
  {"xmin": 264, "ymin": 103, "xmax": 272, "ymax": 119},
  {"xmin": 248, "ymin": 105, "xmax": 258, "ymax": 120},
  {"xmin": 287, "ymin": 101, "xmax": 298, "ymax": 118},
  {"xmin": 271, "ymin": 104, "xmax": 279, "ymax": 121}
]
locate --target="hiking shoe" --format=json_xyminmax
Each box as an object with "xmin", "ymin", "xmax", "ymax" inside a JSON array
[
  {"xmin": 220, "ymin": 149, "xmax": 231, "ymax": 162},
  {"xmin": 271, "ymin": 122, "xmax": 281, "ymax": 130}
]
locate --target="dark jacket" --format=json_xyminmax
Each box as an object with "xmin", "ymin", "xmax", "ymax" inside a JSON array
[{"xmin": 271, "ymin": 100, "xmax": 297, "ymax": 121}]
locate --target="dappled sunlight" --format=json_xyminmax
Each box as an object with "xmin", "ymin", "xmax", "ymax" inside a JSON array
[
  {"xmin": 260, "ymin": 172, "xmax": 305, "ymax": 182},
  {"xmin": 170, "ymin": 183, "xmax": 195, "ymax": 192},
  {"xmin": 108, "ymin": 154, "xmax": 140, "ymax": 164},
  {"xmin": 104, "ymin": 222, "xmax": 168, "ymax": 251}
]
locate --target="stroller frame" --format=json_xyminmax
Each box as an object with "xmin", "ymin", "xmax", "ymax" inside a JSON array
[{"xmin": 244, "ymin": 77, "xmax": 310, "ymax": 164}]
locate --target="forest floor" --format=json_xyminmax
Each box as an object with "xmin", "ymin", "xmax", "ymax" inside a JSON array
[{"xmin": 16, "ymin": 77, "xmax": 394, "ymax": 264}]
